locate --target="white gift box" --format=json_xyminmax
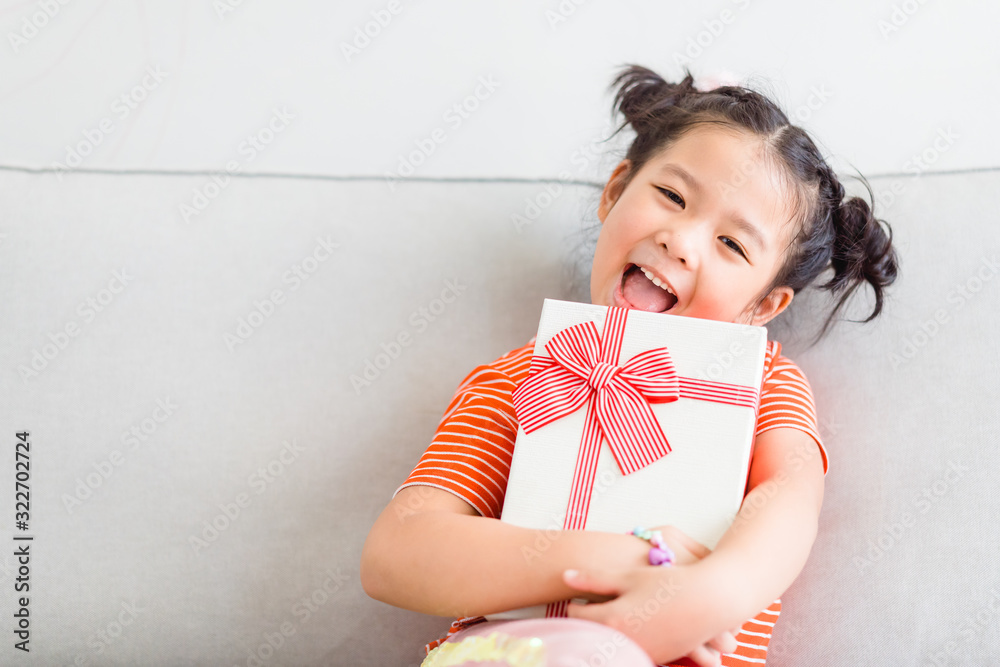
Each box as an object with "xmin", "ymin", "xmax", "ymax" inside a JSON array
[{"xmin": 487, "ymin": 299, "xmax": 766, "ymax": 621}]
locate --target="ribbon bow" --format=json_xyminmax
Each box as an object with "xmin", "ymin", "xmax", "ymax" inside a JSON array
[{"xmin": 512, "ymin": 318, "xmax": 680, "ymax": 476}]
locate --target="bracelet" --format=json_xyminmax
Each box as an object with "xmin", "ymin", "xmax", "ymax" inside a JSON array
[{"xmin": 628, "ymin": 527, "xmax": 675, "ymax": 566}]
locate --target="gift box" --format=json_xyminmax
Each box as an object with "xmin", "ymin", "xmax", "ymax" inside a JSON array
[{"xmin": 487, "ymin": 299, "xmax": 767, "ymax": 621}]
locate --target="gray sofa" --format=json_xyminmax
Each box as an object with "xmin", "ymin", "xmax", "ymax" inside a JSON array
[{"xmin": 3, "ymin": 162, "xmax": 998, "ymax": 665}]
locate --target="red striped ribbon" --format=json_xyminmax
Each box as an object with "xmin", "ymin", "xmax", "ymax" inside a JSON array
[{"xmin": 509, "ymin": 306, "xmax": 760, "ymax": 619}]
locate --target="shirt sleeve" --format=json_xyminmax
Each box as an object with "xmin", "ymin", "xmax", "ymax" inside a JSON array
[
  {"xmin": 393, "ymin": 343, "xmax": 533, "ymax": 518},
  {"xmin": 755, "ymin": 349, "xmax": 829, "ymax": 475}
]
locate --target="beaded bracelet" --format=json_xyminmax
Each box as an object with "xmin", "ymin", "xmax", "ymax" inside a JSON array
[{"xmin": 628, "ymin": 527, "xmax": 676, "ymax": 566}]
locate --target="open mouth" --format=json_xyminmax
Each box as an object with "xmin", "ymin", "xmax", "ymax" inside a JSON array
[{"xmin": 618, "ymin": 263, "xmax": 679, "ymax": 313}]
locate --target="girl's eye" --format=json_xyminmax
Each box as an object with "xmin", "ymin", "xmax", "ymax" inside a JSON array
[
  {"xmin": 656, "ymin": 186, "xmax": 684, "ymax": 207},
  {"xmin": 720, "ymin": 236, "xmax": 747, "ymax": 258}
]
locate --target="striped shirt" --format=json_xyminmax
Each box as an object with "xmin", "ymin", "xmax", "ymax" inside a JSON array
[{"xmin": 395, "ymin": 337, "xmax": 827, "ymax": 666}]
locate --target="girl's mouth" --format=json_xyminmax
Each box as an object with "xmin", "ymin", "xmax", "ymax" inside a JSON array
[{"xmin": 618, "ymin": 263, "xmax": 678, "ymax": 313}]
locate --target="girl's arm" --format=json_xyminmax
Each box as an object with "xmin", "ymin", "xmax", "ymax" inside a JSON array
[
  {"xmin": 361, "ymin": 485, "xmax": 652, "ymax": 618},
  {"xmin": 705, "ymin": 426, "xmax": 825, "ymax": 622}
]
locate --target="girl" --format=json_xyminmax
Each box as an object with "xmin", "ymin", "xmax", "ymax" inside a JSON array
[{"xmin": 361, "ymin": 64, "xmax": 898, "ymax": 667}]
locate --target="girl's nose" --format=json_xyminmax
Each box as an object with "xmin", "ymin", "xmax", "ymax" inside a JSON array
[{"xmin": 655, "ymin": 225, "xmax": 699, "ymax": 270}]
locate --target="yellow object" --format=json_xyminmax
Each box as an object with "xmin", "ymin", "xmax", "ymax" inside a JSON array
[{"xmin": 420, "ymin": 631, "xmax": 547, "ymax": 667}]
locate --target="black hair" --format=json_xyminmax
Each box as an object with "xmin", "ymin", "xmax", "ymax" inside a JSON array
[{"xmin": 604, "ymin": 64, "xmax": 899, "ymax": 339}]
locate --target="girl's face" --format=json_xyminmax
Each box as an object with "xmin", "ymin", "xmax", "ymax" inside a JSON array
[{"xmin": 591, "ymin": 125, "xmax": 797, "ymax": 326}]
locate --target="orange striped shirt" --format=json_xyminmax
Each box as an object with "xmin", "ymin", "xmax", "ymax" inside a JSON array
[{"xmin": 396, "ymin": 336, "xmax": 827, "ymax": 666}]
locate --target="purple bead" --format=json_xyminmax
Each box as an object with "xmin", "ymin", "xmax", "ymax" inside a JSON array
[{"xmin": 648, "ymin": 547, "xmax": 674, "ymax": 566}]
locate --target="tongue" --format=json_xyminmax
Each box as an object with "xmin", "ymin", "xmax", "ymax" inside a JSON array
[{"xmin": 622, "ymin": 265, "xmax": 673, "ymax": 312}]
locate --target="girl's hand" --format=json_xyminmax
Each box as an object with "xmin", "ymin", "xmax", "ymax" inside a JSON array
[
  {"xmin": 647, "ymin": 526, "xmax": 742, "ymax": 666},
  {"xmin": 563, "ymin": 525, "xmax": 743, "ymax": 667},
  {"xmin": 646, "ymin": 525, "xmax": 742, "ymax": 665},
  {"xmin": 570, "ymin": 524, "xmax": 706, "ymax": 605}
]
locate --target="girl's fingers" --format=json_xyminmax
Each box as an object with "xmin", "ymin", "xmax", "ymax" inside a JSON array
[
  {"xmin": 562, "ymin": 569, "xmax": 620, "ymax": 597},
  {"xmin": 685, "ymin": 644, "xmax": 722, "ymax": 667},
  {"xmin": 565, "ymin": 597, "xmax": 599, "ymax": 623},
  {"xmin": 563, "ymin": 569, "xmax": 621, "ymax": 623},
  {"xmin": 706, "ymin": 631, "xmax": 738, "ymax": 656}
]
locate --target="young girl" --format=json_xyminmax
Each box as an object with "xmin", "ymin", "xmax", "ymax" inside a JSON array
[{"xmin": 361, "ymin": 64, "xmax": 898, "ymax": 667}]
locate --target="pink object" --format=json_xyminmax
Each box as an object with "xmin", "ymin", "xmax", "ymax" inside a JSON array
[
  {"xmin": 427, "ymin": 617, "xmax": 656, "ymax": 667},
  {"xmin": 629, "ymin": 527, "xmax": 676, "ymax": 566},
  {"xmin": 694, "ymin": 71, "xmax": 742, "ymax": 91},
  {"xmin": 648, "ymin": 546, "xmax": 674, "ymax": 566}
]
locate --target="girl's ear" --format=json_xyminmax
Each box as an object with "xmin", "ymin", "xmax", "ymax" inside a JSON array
[
  {"xmin": 747, "ymin": 286, "xmax": 794, "ymax": 327},
  {"xmin": 598, "ymin": 160, "xmax": 633, "ymax": 223}
]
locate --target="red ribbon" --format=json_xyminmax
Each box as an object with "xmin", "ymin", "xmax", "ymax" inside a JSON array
[
  {"xmin": 510, "ymin": 306, "xmax": 760, "ymax": 619},
  {"xmin": 512, "ymin": 310, "xmax": 679, "ymax": 476}
]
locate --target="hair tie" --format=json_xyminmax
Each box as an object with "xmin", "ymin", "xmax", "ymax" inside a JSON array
[
  {"xmin": 694, "ymin": 70, "xmax": 741, "ymax": 91},
  {"xmin": 628, "ymin": 527, "xmax": 675, "ymax": 566}
]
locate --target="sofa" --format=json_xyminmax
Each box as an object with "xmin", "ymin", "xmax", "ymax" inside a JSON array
[{"xmin": 3, "ymin": 159, "xmax": 998, "ymax": 664}]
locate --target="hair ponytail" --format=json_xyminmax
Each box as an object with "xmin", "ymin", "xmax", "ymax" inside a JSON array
[
  {"xmin": 821, "ymin": 176, "xmax": 899, "ymax": 328},
  {"xmin": 609, "ymin": 65, "xmax": 698, "ymax": 137},
  {"xmin": 764, "ymin": 159, "xmax": 899, "ymax": 342}
]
